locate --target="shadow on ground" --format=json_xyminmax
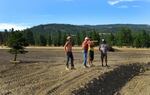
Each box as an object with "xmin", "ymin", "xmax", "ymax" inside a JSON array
[{"xmin": 72, "ymin": 63, "xmax": 148, "ymax": 95}]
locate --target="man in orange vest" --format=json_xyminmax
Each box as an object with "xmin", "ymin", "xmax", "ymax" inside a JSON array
[{"xmin": 82, "ymin": 37, "xmax": 89, "ymax": 68}]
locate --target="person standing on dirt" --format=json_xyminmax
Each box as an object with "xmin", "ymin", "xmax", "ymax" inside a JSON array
[
  {"xmin": 82, "ymin": 37, "xmax": 89, "ymax": 68},
  {"xmin": 99, "ymin": 39, "xmax": 108, "ymax": 67},
  {"xmin": 88, "ymin": 38, "xmax": 95, "ymax": 67},
  {"xmin": 64, "ymin": 36, "xmax": 75, "ymax": 70}
]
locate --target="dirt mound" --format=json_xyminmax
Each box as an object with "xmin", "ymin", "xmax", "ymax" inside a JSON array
[
  {"xmin": 72, "ymin": 63, "xmax": 146, "ymax": 95},
  {"xmin": 118, "ymin": 63, "xmax": 150, "ymax": 95}
]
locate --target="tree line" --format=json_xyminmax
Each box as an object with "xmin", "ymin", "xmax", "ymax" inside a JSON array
[{"xmin": 0, "ymin": 27, "xmax": 150, "ymax": 48}]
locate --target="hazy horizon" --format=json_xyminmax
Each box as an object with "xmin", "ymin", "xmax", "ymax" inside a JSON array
[
  {"xmin": 0, "ymin": 23, "xmax": 150, "ymax": 31},
  {"xmin": 0, "ymin": 0, "xmax": 150, "ymax": 30}
]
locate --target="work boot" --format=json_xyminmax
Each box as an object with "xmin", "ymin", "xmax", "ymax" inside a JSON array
[
  {"xmin": 66, "ymin": 67, "xmax": 69, "ymax": 70},
  {"xmin": 83, "ymin": 65, "xmax": 88, "ymax": 68},
  {"xmin": 71, "ymin": 67, "xmax": 76, "ymax": 70}
]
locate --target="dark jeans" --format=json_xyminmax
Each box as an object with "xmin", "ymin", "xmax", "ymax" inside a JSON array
[
  {"xmin": 66, "ymin": 51, "xmax": 74, "ymax": 68},
  {"xmin": 89, "ymin": 50, "xmax": 94, "ymax": 61},
  {"xmin": 101, "ymin": 51, "xmax": 107, "ymax": 66}
]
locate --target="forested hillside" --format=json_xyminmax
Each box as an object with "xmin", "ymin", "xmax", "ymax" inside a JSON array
[
  {"xmin": 0, "ymin": 24, "xmax": 150, "ymax": 47},
  {"xmin": 29, "ymin": 24, "xmax": 150, "ymax": 33}
]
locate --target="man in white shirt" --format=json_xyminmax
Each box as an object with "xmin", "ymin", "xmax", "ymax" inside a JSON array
[{"xmin": 99, "ymin": 39, "xmax": 108, "ymax": 67}]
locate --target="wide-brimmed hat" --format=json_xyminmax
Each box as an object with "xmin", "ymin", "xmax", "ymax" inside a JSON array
[
  {"xmin": 102, "ymin": 39, "xmax": 105, "ymax": 42},
  {"xmin": 67, "ymin": 36, "xmax": 71, "ymax": 40},
  {"xmin": 84, "ymin": 37, "xmax": 89, "ymax": 40}
]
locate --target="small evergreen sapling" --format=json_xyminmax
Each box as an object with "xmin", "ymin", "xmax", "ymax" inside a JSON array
[{"xmin": 7, "ymin": 31, "xmax": 28, "ymax": 62}]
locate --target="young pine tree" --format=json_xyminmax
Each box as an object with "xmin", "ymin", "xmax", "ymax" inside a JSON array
[{"xmin": 7, "ymin": 31, "xmax": 28, "ymax": 62}]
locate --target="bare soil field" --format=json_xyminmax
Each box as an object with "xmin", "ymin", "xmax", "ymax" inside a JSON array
[{"xmin": 0, "ymin": 47, "xmax": 150, "ymax": 95}]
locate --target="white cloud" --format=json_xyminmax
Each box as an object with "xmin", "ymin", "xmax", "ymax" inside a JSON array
[
  {"xmin": 108, "ymin": 0, "xmax": 150, "ymax": 5},
  {"xmin": 0, "ymin": 23, "xmax": 29, "ymax": 31},
  {"xmin": 108, "ymin": 0, "xmax": 139, "ymax": 5},
  {"xmin": 118, "ymin": 5, "xmax": 129, "ymax": 8},
  {"xmin": 107, "ymin": 0, "xmax": 150, "ymax": 8},
  {"xmin": 117, "ymin": 5, "xmax": 141, "ymax": 8},
  {"xmin": 108, "ymin": 0, "xmax": 120, "ymax": 5},
  {"xmin": 132, "ymin": 5, "xmax": 140, "ymax": 7}
]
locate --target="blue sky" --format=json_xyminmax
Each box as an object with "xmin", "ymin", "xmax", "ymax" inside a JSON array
[{"xmin": 0, "ymin": 0, "xmax": 150, "ymax": 30}]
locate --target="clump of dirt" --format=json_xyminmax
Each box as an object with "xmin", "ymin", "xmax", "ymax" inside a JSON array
[
  {"xmin": 118, "ymin": 63, "xmax": 150, "ymax": 95},
  {"xmin": 72, "ymin": 63, "xmax": 146, "ymax": 95}
]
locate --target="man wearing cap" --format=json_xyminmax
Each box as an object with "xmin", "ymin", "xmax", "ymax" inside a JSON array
[
  {"xmin": 82, "ymin": 37, "xmax": 89, "ymax": 68},
  {"xmin": 64, "ymin": 36, "xmax": 75, "ymax": 70},
  {"xmin": 99, "ymin": 39, "xmax": 108, "ymax": 67}
]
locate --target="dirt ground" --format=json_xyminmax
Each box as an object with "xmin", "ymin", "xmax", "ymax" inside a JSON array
[
  {"xmin": 118, "ymin": 64, "xmax": 150, "ymax": 95},
  {"xmin": 0, "ymin": 47, "xmax": 150, "ymax": 95}
]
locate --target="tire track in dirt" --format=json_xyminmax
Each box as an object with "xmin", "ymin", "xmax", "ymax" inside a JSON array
[
  {"xmin": 45, "ymin": 71, "xmax": 88, "ymax": 95},
  {"xmin": 12, "ymin": 65, "xmax": 74, "ymax": 95},
  {"xmin": 35, "ymin": 66, "xmax": 113, "ymax": 95},
  {"xmin": 72, "ymin": 63, "xmax": 145, "ymax": 95},
  {"xmin": 0, "ymin": 63, "xmax": 64, "ymax": 94},
  {"xmin": 32, "ymin": 69, "xmax": 81, "ymax": 95},
  {"xmin": 56, "ymin": 67, "xmax": 114, "ymax": 95},
  {"xmin": 1, "ymin": 63, "xmax": 63, "ymax": 80},
  {"xmin": 1, "ymin": 64, "xmax": 46, "ymax": 85}
]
